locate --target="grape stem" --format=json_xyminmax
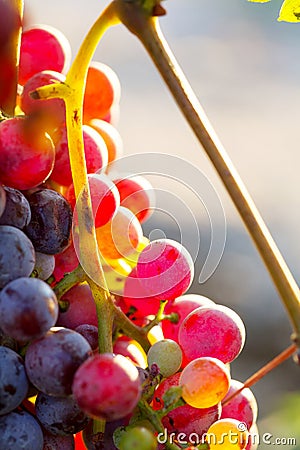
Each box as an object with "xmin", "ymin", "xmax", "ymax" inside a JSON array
[
  {"xmin": 114, "ymin": 0, "xmax": 300, "ymax": 345},
  {"xmin": 222, "ymin": 343, "xmax": 297, "ymax": 406},
  {"xmin": 53, "ymin": 264, "xmax": 86, "ymax": 301}
]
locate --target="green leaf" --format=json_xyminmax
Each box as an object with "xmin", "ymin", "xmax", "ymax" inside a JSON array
[{"xmin": 278, "ymin": 0, "xmax": 300, "ymax": 22}]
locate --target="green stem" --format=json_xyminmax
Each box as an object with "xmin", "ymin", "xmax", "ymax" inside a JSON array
[
  {"xmin": 53, "ymin": 265, "xmax": 86, "ymax": 301},
  {"xmin": 115, "ymin": 3, "xmax": 300, "ymax": 344},
  {"xmin": 143, "ymin": 300, "xmax": 168, "ymax": 333},
  {"xmin": 113, "ymin": 305, "xmax": 151, "ymax": 352}
]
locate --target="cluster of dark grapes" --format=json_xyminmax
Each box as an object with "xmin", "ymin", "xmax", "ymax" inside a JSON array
[{"xmin": 0, "ymin": 6, "xmax": 259, "ymax": 450}]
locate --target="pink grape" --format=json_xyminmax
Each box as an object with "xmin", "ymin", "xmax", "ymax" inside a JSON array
[
  {"xmin": 50, "ymin": 125, "xmax": 108, "ymax": 186},
  {"xmin": 152, "ymin": 372, "xmax": 221, "ymax": 439},
  {"xmin": 66, "ymin": 173, "xmax": 120, "ymax": 228},
  {"xmin": 221, "ymin": 379, "xmax": 258, "ymax": 429},
  {"xmin": 162, "ymin": 294, "xmax": 215, "ymax": 342},
  {"xmin": 179, "ymin": 357, "xmax": 231, "ymax": 408},
  {"xmin": 113, "ymin": 175, "xmax": 155, "ymax": 223},
  {"xmin": 72, "ymin": 353, "xmax": 141, "ymax": 421},
  {"xmin": 96, "ymin": 206, "xmax": 143, "ymax": 260},
  {"xmin": 123, "ymin": 267, "xmax": 161, "ymax": 317},
  {"xmin": 57, "ymin": 283, "xmax": 98, "ymax": 329},
  {"xmin": 21, "ymin": 70, "xmax": 66, "ymax": 128},
  {"xmin": 89, "ymin": 118, "xmax": 124, "ymax": 164},
  {"xmin": 136, "ymin": 238, "xmax": 194, "ymax": 301},
  {"xmin": 0, "ymin": 116, "xmax": 55, "ymax": 190},
  {"xmin": 19, "ymin": 24, "xmax": 71, "ymax": 85},
  {"xmin": 113, "ymin": 336, "xmax": 147, "ymax": 368},
  {"xmin": 178, "ymin": 304, "xmax": 246, "ymax": 364}
]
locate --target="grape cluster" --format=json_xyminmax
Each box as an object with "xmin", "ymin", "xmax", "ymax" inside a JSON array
[{"xmin": 0, "ymin": 7, "xmax": 259, "ymax": 450}]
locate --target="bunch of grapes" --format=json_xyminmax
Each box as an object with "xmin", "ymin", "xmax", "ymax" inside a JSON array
[{"xmin": 0, "ymin": 4, "xmax": 260, "ymax": 450}]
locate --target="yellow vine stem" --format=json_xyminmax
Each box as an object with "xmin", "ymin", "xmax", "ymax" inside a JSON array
[
  {"xmin": 114, "ymin": 1, "xmax": 300, "ymax": 345},
  {"xmin": 34, "ymin": 3, "xmax": 120, "ymax": 354},
  {"xmin": 1, "ymin": 0, "xmax": 23, "ymax": 115}
]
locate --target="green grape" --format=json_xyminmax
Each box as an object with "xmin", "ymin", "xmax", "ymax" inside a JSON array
[
  {"xmin": 117, "ymin": 427, "xmax": 157, "ymax": 450},
  {"xmin": 147, "ymin": 339, "xmax": 182, "ymax": 377}
]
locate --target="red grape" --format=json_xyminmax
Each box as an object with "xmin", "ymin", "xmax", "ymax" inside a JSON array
[
  {"xmin": 178, "ymin": 304, "xmax": 246, "ymax": 364},
  {"xmin": 0, "ymin": 116, "xmax": 55, "ymax": 190},
  {"xmin": 57, "ymin": 283, "xmax": 98, "ymax": 329},
  {"xmin": 53, "ymin": 240, "xmax": 79, "ymax": 282},
  {"xmin": 21, "ymin": 70, "xmax": 66, "ymax": 128},
  {"xmin": 136, "ymin": 239, "xmax": 194, "ymax": 301},
  {"xmin": 162, "ymin": 294, "xmax": 215, "ymax": 342},
  {"xmin": 19, "ymin": 24, "xmax": 71, "ymax": 85},
  {"xmin": 50, "ymin": 124, "xmax": 108, "ymax": 186},
  {"xmin": 72, "ymin": 353, "xmax": 141, "ymax": 421},
  {"xmin": 113, "ymin": 175, "xmax": 155, "ymax": 223},
  {"xmin": 66, "ymin": 173, "xmax": 120, "ymax": 228},
  {"xmin": 221, "ymin": 379, "xmax": 258, "ymax": 429}
]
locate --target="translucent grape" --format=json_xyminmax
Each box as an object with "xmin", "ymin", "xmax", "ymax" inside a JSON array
[
  {"xmin": 113, "ymin": 337, "xmax": 147, "ymax": 369},
  {"xmin": 35, "ymin": 392, "xmax": 90, "ymax": 435},
  {"xmin": 162, "ymin": 294, "xmax": 215, "ymax": 343},
  {"xmin": 0, "ymin": 116, "xmax": 55, "ymax": 190},
  {"xmin": 178, "ymin": 304, "xmax": 246, "ymax": 364},
  {"xmin": 96, "ymin": 206, "xmax": 143, "ymax": 260},
  {"xmin": 136, "ymin": 239, "xmax": 194, "ymax": 301},
  {"xmin": 89, "ymin": 118, "xmax": 124, "ymax": 164},
  {"xmin": 0, "ymin": 410, "xmax": 43, "ymax": 450},
  {"xmin": 179, "ymin": 357, "xmax": 230, "ymax": 408},
  {"xmin": 0, "ymin": 186, "xmax": 31, "ymax": 229},
  {"xmin": 0, "ymin": 347, "xmax": 29, "ymax": 415},
  {"xmin": 147, "ymin": 339, "xmax": 182, "ymax": 377},
  {"xmin": 0, "ymin": 225, "xmax": 35, "ymax": 289},
  {"xmin": 83, "ymin": 61, "xmax": 121, "ymax": 123},
  {"xmin": 50, "ymin": 125, "xmax": 108, "ymax": 187},
  {"xmin": 19, "ymin": 24, "xmax": 71, "ymax": 85},
  {"xmin": 221, "ymin": 379, "xmax": 258, "ymax": 429},
  {"xmin": 66, "ymin": 173, "xmax": 120, "ymax": 228},
  {"xmin": 25, "ymin": 189, "xmax": 72, "ymax": 255},
  {"xmin": 25, "ymin": 327, "xmax": 92, "ymax": 396},
  {"xmin": 153, "ymin": 372, "xmax": 221, "ymax": 440},
  {"xmin": 72, "ymin": 353, "xmax": 141, "ymax": 421},
  {"xmin": 206, "ymin": 418, "xmax": 249, "ymax": 450},
  {"xmin": 113, "ymin": 175, "xmax": 155, "ymax": 223}
]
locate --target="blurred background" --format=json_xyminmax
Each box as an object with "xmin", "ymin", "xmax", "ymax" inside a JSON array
[{"xmin": 25, "ymin": 0, "xmax": 300, "ymax": 447}]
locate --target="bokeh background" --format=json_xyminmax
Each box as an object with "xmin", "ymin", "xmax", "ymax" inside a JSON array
[{"xmin": 25, "ymin": 0, "xmax": 300, "ymax": 447}]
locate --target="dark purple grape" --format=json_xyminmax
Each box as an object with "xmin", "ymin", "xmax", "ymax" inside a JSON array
[
  {"xmin": 25, "ymin": 327, "xmax": 92, "ymax": 396},
  {"xmin": 0, "ymin": 327, "xmax": 18, "ymax": 351},
  {"xmin": 0, "ymin": 184, "xmax": 6, "ymax": 218},
  {"xmin": 0, "ymin": 277, "xmax": 58, "ymax": 341},
  {"xmin": 75, "ymin": 324, "xmax": 99, "ymax": 351},
  {"xmin": 33, "ymin": 252, "xmax": 55, "ymax": 280},
  {"xmin": 0, "ymin": 410, "xmax": 43, "ymax": 450},
  {"xmin": 0, "ymin": 186, "xmax": 31, "ymax": 229},
  {"xmin": 0, "ymin": 346, "xmax": 29, "ymax": 415},
  {"xmin": 36, "ymin": 392, "xmax": 90, "ymax": 436},
  {"xmin": 25, "ymin": 189, "xmax": 72, "ymax": 255},
  {"xmin": 42, "ymin": 430, "xmax": 75, "ymax": 450},
  {"xmin": 0, "ymin": 225, "xmax": 35, "ymax": 289}
]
